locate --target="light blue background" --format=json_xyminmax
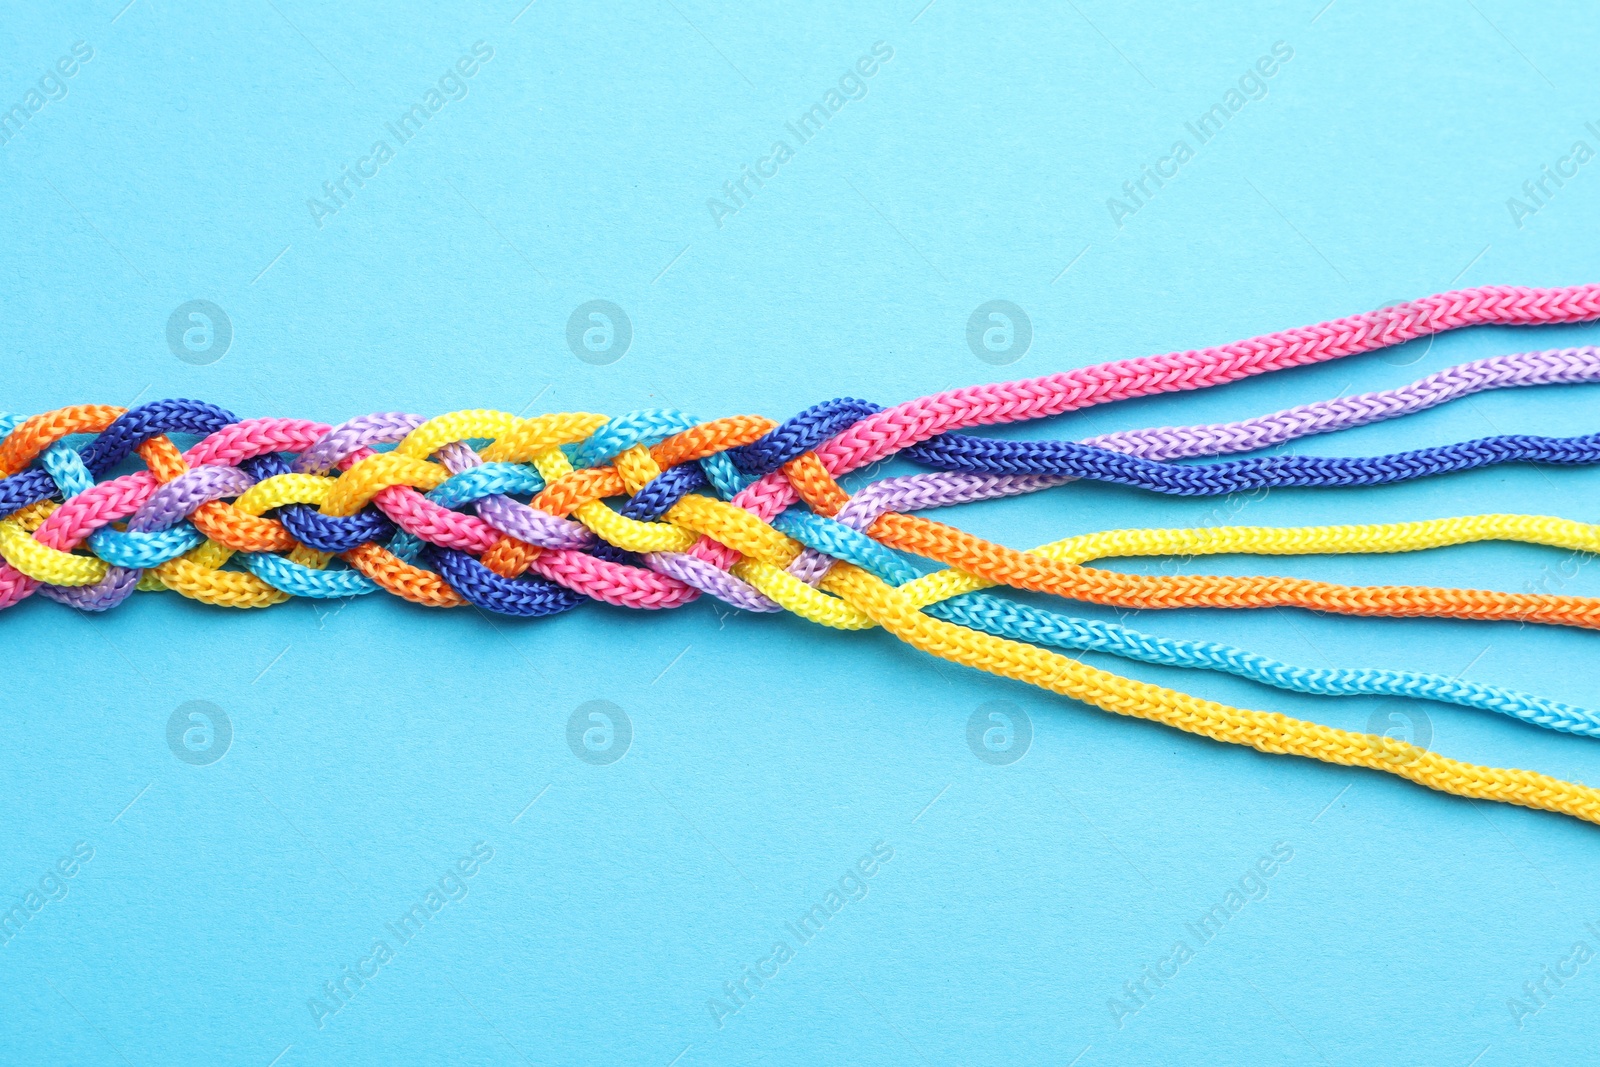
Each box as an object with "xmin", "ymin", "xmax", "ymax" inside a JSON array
[{"xmin": 4, "ymin": 1, "xmax": 1600, "ymax": 1063}]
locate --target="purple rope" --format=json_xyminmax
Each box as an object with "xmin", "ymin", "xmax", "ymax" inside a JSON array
[
  {"xmin": 1084, "ymin": 345, "xmax": 1600, "ymax": 459},
  {"xmin": 129, "ymin": 465, "xmax": 258, "ymax": 533},
  {"xmin": 474, "ymin": 496, "xmax": 595, "ymax": 551},
  {"xmin": 431, "ymin": 439, "xmax": 596, "ymax": 551},
  {"xmin": 293, "ymin": 412, "xmax": 427, "ymax": 473},
  {"xmin": 44, "ymin": 346, "xmax": 1598, "ymax": 613},
  {"xmin": 786, "ymin": 346, "xmax": 1600, "ymax": 585},
  {"xmin": 38, "ymin": 568, "xmax": 141, "ymax": 611},
  {"xmin": 47, "ymin": 466, "xmax": 265, "ymax": 612},
  {"xmin": 785, "ymin": 473, "xmax": 1065, "ymax": 585},
  {"xmin": 646, "ymin": 551, "xmax": 781, "ymax": 612}
]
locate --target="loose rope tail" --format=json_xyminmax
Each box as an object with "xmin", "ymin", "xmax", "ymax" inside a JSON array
[
  {"xmin": 755, "ymin": 493, "xmax": 1600, "ymax": 737},
  {"xmin": 1080, "ymin": 345, "xmax": 1600, "ymax": 459},
  {"xmin": 823, "ymin": 564, "xmax": 1600, "ymax": 827},
  {"xmin": 871, "ymin": 512, "xmax": 1600, "ymax": 629},
  {"xmin": 721, "ymin": 285, "xmax": 1600, "ymax": 530}
]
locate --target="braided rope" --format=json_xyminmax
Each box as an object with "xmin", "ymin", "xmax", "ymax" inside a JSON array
[{"xmin": 9, "ymin": 285, "xmax": 1600, "ymax": 826}]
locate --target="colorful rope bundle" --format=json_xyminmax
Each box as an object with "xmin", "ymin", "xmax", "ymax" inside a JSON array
[{"xmin": 11, "ymin": 285, "xmax": 1600, "ymax": 826}]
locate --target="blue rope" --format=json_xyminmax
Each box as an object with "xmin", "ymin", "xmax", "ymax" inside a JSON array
[
  {"xmin": 790, "ymin": 507, "xmax": 1600, "ymax": 736},
  {"xmin": 904, "ymin": 429, "xmax": 1600, "ymax": 494}
]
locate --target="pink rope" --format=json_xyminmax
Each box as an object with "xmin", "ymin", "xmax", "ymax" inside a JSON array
[{"xmin": 690, "ymin": 284, "xmax": 1600, "ymax": 566}]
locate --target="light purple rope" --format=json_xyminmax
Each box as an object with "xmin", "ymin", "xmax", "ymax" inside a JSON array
[
  {"xmin": 431, "ymin": 441, "xmax": 596, "ymax": 551},
  {"xmin": 48, "ymin": 346, "xmax": 1599, "ymax": 614},
  {"xmin": 645, "ymin": 550, "xmax": 781, "ymax": 612},
  {"xmin": 130, "ymin": 465, "xmax": 258, "ymax": 532},
  {"xmin": 292, "ymin": 413, "xmax": 427, "ymax": 474},
  {"xmin": 38, "ymin": 568, "xmax": 141, "ymax": 611},
  {"xmin": 785, "ymin": 345, "xmax": 1600, "ymax": 585},
  {"xmin": 1083, "ymin": 345, "xmax": 1600, "ymax": 459}
]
